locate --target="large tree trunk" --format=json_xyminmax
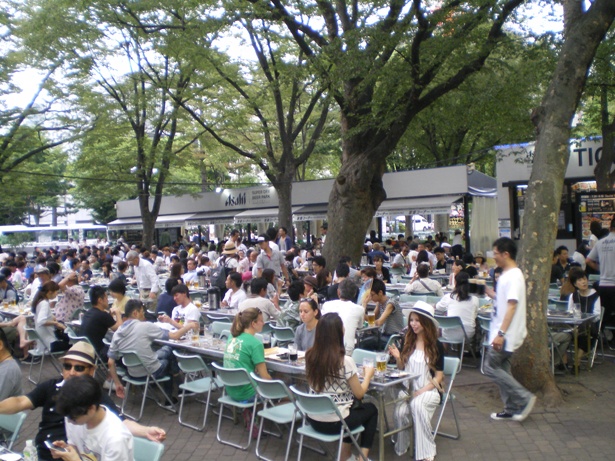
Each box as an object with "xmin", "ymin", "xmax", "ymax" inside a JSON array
[
  {"xmin": 513, "ymin": 0, "xmax": 615, "ymax": 405},
  {"xmin": 323, "ymin": 154, "xmax": 387, "ymax": 267},
  {"xmin": 274, "ymin": 171, "xmax": 294, "ymax": 241},
  {"xmin": 595, "ymin": 84, "xmax": 615, "ymax": 190}
]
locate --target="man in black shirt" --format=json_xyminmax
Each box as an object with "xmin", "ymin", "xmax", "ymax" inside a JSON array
[
  {"xmin": 81, "ymin": 286, "xmax": 122, "ymax": 361},
  {"xmin": 0, "ymin": 342, "xmax": 165, "ymax": 461}
]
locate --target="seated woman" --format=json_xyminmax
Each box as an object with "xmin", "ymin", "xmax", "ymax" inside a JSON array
[
  {"xmin": 361, "ymin": 279, "xmax": 405, "ymax": 350},
  {"xmin": 357, "ymin": 267, "xmax": 377, "ymax": 308},
  {"xmin": 435, "ymin": 272, "xmax": 479, "ymax": 342},
  {"xmin": 262, "ymin": 268, "xmax": 281, "ymax": 309},
  {"xmin": 372, "ymin": 255, "xmax": 391, "ymax": 283},
  {"xmin": 305, "ymin": 313, "xmax": 378, "ymax": 461},
  {"xmin": 315, "ymin": 268, "xmax": 332, "ymax": 300},
  {"xmin": 31, "ymin": 281, "xmax": 69, "ymax": 357},
  {"xmin": 223, "ymin": 307, "xmax": 272, "ymax": 403},
  {"xmin": 447, "ymin": 259, "xmax": 465, "ymax": 289},
  {"xmin": 567, "ymin": 266, "xmax": 602, "ymax": 365},
  {"xmin": 388, "ymin": 302, "xmax": 444, "ymax": 461},
  {"xmin": 108, "ymin": 278, "xmax": 129, "ymax": 317},
  {"xmin": 294, "ymin": 298, "xmax": 320, "ymax": 351}
]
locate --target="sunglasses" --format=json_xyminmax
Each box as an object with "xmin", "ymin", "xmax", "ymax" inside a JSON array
[{"xmin": 62, "ymin": 363, "xmax": 90, "ymax": 372}]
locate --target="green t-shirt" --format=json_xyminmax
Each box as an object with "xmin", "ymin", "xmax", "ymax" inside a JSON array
[{"xmin": 223, "ymin": 332, "xmax": 265, "ymax": 401}]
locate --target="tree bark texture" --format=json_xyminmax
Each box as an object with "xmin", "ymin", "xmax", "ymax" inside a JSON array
[
  {"xmin": 322, "ymin": 152, "xmax": 387, "ymax": 267},
  {"xmin": 514, "ymin": 0, "xmax": 615, "ymax": 405},
  {"xmin": 595, "ymin": 84, "xmax": 615, "ymax": 190}
]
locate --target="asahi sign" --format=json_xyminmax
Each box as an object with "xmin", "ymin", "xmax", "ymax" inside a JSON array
[{"xmin": 221, "ymin": 186, "xmax": 278, "ymax": 208}]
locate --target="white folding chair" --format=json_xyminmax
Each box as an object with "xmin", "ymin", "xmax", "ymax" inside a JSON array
[
  {"xmin": 0, "ymin": 412, "xmax": 27, "ymax": 450},
  {"xmin": 435, "ymin": 316, "xmax": 469, "ymax": 372},
  {"xmin": 290, "ymin": 386, "xmax": 368, "ymax": 461},
  {"xmin": 432, "ymin": 356, "xmax": 461, "ymax": 440},
  {"xmin": 23, "ymin": 328, "xmax": 64, "ymax": 384},
  {"xmin": 251, "ymin": 373, "xmax": 300, "ymax": 461},
  {"xmin": 173, "ymin": 351, "xmax": 223, "ymax": 431},
  {"xmin": 119, "ymin": 351, "xmax": 177, "ymax": 421},
  {"xmin": 211, "ymin": 362, "xmax": 259, "ymax": 451},
  {"xmin": 133, "ymin": 437, "xmax": 164, "ymax": 461}
]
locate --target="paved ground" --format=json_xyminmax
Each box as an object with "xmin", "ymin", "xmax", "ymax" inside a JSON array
[{"xmin": 11, "ymin": 351, "xmax": 615, "ymax": 460}]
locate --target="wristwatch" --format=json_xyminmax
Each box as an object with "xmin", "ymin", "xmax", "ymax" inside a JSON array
[{"xmin": 497, "ymin": 330, "xmax": 506, "ymax": 337}]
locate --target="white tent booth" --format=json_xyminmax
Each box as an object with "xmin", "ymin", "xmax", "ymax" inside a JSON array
[{"xmin": 109, "ymin": 165, "xmax": 497, "ymax": 253}]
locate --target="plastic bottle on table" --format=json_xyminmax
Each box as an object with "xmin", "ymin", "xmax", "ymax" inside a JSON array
[{"xmin": 23, "ymin": 440, "xmax": 38, "ymax": 461}]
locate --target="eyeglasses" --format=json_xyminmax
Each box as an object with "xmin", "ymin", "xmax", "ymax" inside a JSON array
[{"xmin": 62, "ymin": 363, "xmax": 91, "ymax": 372}]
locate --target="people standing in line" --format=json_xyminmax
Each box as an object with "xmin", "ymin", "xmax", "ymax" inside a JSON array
[
  {"xmin": 388, "ymin": 301, "xmax": 444, "ymax": 460},
  {"xmin": 483, "ymin": 237, "xmax": 536, "ymax": 422}
]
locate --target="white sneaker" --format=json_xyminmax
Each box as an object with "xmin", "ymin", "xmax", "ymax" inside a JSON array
[
  {"xmin": 103, "ymin": 379, "xmax": 116, "ymax": 391},
  {"xmin": 605, "ymin": 329, "xmax": 614, "ymax": 341},
  {"xmin": 512, "ymin": 394, "xmax": 536, "ymax": 422}
]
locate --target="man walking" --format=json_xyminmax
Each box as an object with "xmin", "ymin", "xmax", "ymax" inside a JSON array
[
  {"xmin": 586, "ymin": 218, "xmax": 615, "ymax": 339},
  {"xmin": 484, "ymin": 237, "xmax": 536, "ymax": 422}
]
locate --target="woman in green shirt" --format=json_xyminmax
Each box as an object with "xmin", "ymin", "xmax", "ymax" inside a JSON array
[{"xmin": 223, "ymin": 307, "xmax": 272, "ymax": 402}]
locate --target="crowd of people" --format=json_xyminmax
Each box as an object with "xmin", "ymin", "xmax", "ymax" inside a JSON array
[{"xmin": 0, "ymin": 217, "xmax": 613, "ymax": 461}]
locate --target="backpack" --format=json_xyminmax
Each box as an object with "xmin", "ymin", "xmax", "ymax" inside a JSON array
[{"xmin": 210, "ymin": 256, "xmax": 231, "ymax": 291}]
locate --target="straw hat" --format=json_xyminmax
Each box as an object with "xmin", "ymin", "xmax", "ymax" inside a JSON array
[
  {"xmin": 408, "ymin": 300, "xmax": 439, "ymax": 328},
  {"xmin": 222, "ymin": 241, "xmax": 238, "ymax": 255},
  {"xmin": 61, "ymin": 341, "xmax": 96, "ymax": 367}
]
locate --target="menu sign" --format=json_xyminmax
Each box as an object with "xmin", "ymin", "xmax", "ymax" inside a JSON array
[{"xmin": 576, "ymin": 192, "xmax": 615, "ymax": 243}]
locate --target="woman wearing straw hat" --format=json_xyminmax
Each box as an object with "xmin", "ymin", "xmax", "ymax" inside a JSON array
[{"xmin": 389, "ymin": 301, "xmax": 444, "ymax": 461}]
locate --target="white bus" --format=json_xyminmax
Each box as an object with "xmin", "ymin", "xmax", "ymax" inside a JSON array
[{"xmin": 0, "ymin": 224, "xmax": 109, "ymax": 253}]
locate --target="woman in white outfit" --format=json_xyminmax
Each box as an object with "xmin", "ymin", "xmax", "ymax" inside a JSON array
[
  {"xmin": 32, "ymin": 280, "xmax": 69, "ymax": 356},
  {"xmin": 389, "ymin": 301, "xmax": 444, "ymax": 461}
]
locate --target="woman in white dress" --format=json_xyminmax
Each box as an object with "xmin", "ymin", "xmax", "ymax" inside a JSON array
[
  {"xmin": 32, "ymin": 281, "xmax": 68, "ymax": 356},
  {"xmin": 389, "ymin": 301, "xmax": 444, "ymax": 461}
]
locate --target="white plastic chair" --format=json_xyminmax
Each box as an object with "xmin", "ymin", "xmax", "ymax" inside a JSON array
[{"xmin": 432, "ymin": 356, "xmax": 461, "ymax": 440}]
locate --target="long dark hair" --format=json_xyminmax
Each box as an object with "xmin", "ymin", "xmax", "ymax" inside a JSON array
[
  {"xmin": 452, "ymin": 271, "xmax": 470, "ymax": 302},
  {"xmin": 401, "ymin": 312, "xmax": 440, "ymax": 375},
  {"xmin": 305, "ymin": 313, "xmax": 346, "ymax": 392},
  {"xmin": 32, "ymin": 281, "xmax": 60, "ymax": 313},
  {"xmin": 230, "ymin": 308, "xmax": 261, "ymax": 337}
]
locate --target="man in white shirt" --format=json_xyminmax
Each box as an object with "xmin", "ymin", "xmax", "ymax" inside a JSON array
[
  {"xmin": 183, "ymin": 258, "xmax": 199, "ymax": 284},
  {"xmin": 52, "ymin": 375, "xmax": 133, "ymax": 460},
  {"xmin": 586, "ymin": 218, "xmax": 615, "ymax": 334},
  {"xmin": 238, "ymin": 277, "xmax": 280, "ymax": 322},
  {"xmin": 125, "ymin": 250, "xmax": 159, "ymax": 300},
  {"xmin": 321, "ymin": 279, "xmax": 365, "ymax": 355},
  {"xmin": 483, "ymin": 237, "xmax": 535, "ymax": 423},
  {"xmin": 163, "ymin": 284, "xmax": 201, "ymax": 329},
  {"xmin": 404, "ymin": 264, "xmax": 444, "ymax": 296},
  {"xmin": 221, "ymin": 272, "xmax": 247, "ymax": 310},
  {"xmin": 255, "ymin": 234, "xmax": 289, "ymax": 283}
]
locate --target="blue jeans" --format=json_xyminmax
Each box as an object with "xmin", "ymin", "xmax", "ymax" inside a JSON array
[
  {"xmin": 152, "ymin": 346, "xmax": 178, "ymax": 396},
  {"xmin": 483, "ymin": 347, "xmax": 532, "ymax": 414}
]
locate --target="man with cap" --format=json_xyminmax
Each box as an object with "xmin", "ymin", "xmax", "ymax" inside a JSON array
[
  {"xmin": 484, "ymin": 237, "xmax": 535, "ymax": 422},
  {"xmin": 255, "ymin": 234, "xmax": 290, "ymax": 283},
  {"xmin": 28, "ymin": 266, "xmax": 52, "ymax": 301},
  {"xmin": 0, "ymin": 341, "xmax": 166, "ymax": 461},
  {"xmin": 125, "ymin": 250, "xmax": 159, "ymax": 301}
]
